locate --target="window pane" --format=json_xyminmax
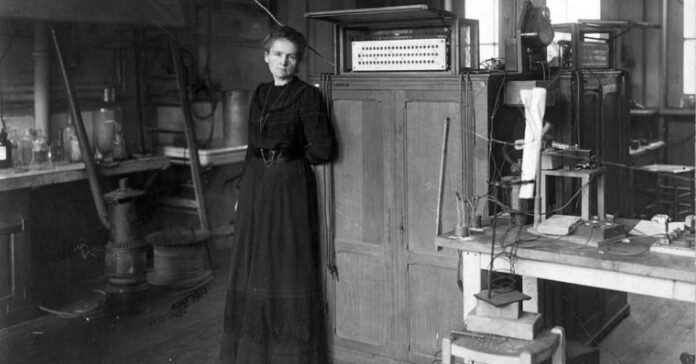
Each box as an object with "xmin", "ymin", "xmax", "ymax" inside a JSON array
[
  {"xmin": 547, "ymin": 0, "xmax": 601, "ymax": 23},
  {"xmin": 480, "ymin": 44, "xmax": 498, "ymax": 65},
  {"xmin": 686, "ymin": 0, "xmax": 695, "ymax": 38},
  {"xmin": 685, "ymin": 39, "xmax": 695, "ymax": 95},
  {"xmin": 465, "ymin": 0, "xmax": 499, "ymax": 59}
]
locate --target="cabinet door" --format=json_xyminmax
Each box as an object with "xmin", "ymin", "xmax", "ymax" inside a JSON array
[
  {"xmin": 397, "ymin": 89, "xmax": 474, "ymax": 363},
  {"xmin": 328, "ymin": 89, "xmax": 398, "ymax": 358},
  {"xmin": 0, "ymin": 191, "xmax": 33, "ymax": 328}
]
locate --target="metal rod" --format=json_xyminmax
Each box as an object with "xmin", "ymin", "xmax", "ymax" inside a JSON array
[
  {"xmin": 133, "ymin": 30, "xmax": 147, "ymax": 154},
  {"xmin": 661, "ymin": 0, "xmax": 668, "ymax": 109},
  {"xmin": 487, "ymin": 188, "xmax": 498, "ymax": 299},
  {"xmin": 33, "ymin": 21, "xmax": 50, "ymax": 135},
  {"xmin": 50, "ymin": 27, "xmax": 110, "ymax": 230},
  {"xmin": 436, "ymin": 117, "xmax": 451, "ymax": 237}
]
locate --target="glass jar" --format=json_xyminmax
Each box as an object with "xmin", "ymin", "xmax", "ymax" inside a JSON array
[
  {"xmin": 16, "ymin": 128, "xmax": 34, "ymax": 171},
  {"xmin": 93, "ymin": 87, "xmax": 120, "ymax": 159},
  {"xmin": 31, "ymin": 129, "xmax": 50, "ymax": 169}
]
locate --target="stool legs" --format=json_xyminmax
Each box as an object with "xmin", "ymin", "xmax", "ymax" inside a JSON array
[
  {"xmin": 551, "ymin": 326, "xmax": 566, "ymax": 364},
  {"xmin": 443, "ymin": 327, "xmax": 565, "ymax": 364}
]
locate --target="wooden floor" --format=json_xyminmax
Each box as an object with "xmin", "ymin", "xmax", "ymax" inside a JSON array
[
  {"xmin": 600, "ymin": 293, "xmax": 694, "ymax": 364},
  {"xmin": 0, "ymin": 245, "xmax": 693, "ymax": 364}
]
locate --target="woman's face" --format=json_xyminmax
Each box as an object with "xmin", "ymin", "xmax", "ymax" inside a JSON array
[{"xmin": 264, "ymin": 38, "xmax": 300, "ymax": 84}]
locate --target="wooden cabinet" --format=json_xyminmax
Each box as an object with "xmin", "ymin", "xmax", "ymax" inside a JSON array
[
  {"xmin": 319, "ymin": 71, "xmax": 631, "ymax": 363},
  {"xmin": 319, "ymin": 74, "xmax": 506, "ymax": 363},
  {"xmin": 0, "ymin": 191, "xmax": 34, "ymax": 328}
]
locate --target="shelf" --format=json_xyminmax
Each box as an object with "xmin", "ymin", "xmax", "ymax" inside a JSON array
[
  {"xmin": 0, "ymin": 155, "xmax": 170, "ymax": 192},
  {"xmin": 630, "ymin": 108, "xmax": 659, "ymax": 116},
  {"xmin": 659, "ymin": 108, "xmax": 696, "ymax": 117}
]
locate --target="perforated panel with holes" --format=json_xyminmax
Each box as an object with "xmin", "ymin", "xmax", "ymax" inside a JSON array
[{"xmin": 351, "ymin": 38, "xmax": 448, "ymax": 71}]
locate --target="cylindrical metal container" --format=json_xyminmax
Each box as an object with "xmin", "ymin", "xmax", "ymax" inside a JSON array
[
  {"xmin": 104, "ymin": 242, "xmax": 148, "ymax": 288},
  {"xmin": 146, "ymin": 228, "xmax": 213, "ymax": 288},
  {"xmin": 221, "ymin": 90, "xmax": 252, "ymax": 147},
  {"xmin": 104, "ymin": 178, "xmax": 145, "ymax": 244},
  {"xmin": 103, "ymin": 178, "xmax": 148, "ymax": 293}
]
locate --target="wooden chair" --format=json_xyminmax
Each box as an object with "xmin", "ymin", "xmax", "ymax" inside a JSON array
[{"xmin": 441, "ymin": 326, "xmax": 565, "ymax": 364}]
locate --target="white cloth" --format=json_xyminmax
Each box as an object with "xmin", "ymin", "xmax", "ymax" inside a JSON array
[{"xmin": 519, "ymin": 87, "xmax": 547, "ymax": 198}]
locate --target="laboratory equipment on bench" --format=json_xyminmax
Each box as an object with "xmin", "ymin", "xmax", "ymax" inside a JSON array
[{"xmin": 507, "ymin": 0, "xmax": 554, "ymax": 73}]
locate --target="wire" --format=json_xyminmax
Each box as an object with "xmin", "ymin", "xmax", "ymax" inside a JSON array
[
  {"xmin": 252, "ymin": 0, "xmax": 283, "ymax": 27},
  {"xmin": 249, "ymin": 0, "xmax": 334, "ymax": 68}
]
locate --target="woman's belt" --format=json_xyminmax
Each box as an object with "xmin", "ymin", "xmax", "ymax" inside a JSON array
[{"xmin": 251, "ymin": 147, "xmax": 303, "ymax": 165}]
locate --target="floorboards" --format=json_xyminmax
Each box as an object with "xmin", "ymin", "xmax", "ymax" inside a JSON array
[
  {"xmin": 600, "ymin": 293, "xmax": 694, "ymax": 364},
  {"xmin": 0, "ymin": 245, "xmax": 694, "ymax": 364}
]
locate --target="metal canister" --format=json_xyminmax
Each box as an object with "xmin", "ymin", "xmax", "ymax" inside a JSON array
[
  {"xmin": 221, "ymin": 90, "xmax": 252, "ymax": 147},
  {"xmin": 104, "ymin": 178, "xmax": 145, "ymax": 244}
]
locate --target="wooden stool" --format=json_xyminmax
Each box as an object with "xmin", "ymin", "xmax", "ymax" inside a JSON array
[
  {"xmin": 442, "ymin": 326, "xmax": 565, "ymax": 364},
  {"xmin": 540, "ymin": 168, "xmax": 604, "ymax": 221}
]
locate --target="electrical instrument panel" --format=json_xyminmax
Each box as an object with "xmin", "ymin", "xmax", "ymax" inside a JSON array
[
  {"xmin": 351, "ymin": 38, "xmax": 448, "ymax": 71},
  {"xmin": 305, "ymin": 5, "xmax": 479, "ymax": 75},
  {"xmin": 549, "ymin": 22, "xmax": 616, "ymax": 70}
]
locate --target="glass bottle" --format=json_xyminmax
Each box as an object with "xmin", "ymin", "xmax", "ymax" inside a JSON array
[
  {"xmin": 64, "ymin": 124, "xmax": 82, "ymax": 163},
  {"xmin": 112, "ymin": 121, "xmax": 127, "ymax": 160},
  {"xmin": 93, "ymin": 87, "xmax": 119, "ymax": 159},
  {"xmin": 31, "ymin": 129, "xmax": 49, "ymax": 169},
  {"xmin": 0, "ymin": 128, "xmax": 12, "ymax": 169},
  {"xmin": 7, "ymin": 128, "xmax": 18, "ymax": 168}
]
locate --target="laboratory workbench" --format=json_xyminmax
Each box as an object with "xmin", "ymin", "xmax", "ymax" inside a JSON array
[
  {"xmin": 0, "ymin": 155, "xmax": 170, "ymax": 192},
  {"xmin": 434, "ymin": 223, "xmax": 694, "ymax": 337}
]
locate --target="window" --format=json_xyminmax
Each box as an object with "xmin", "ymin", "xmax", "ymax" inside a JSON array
[
  {"xmin": 684, "ymin": 0, "xmax": 695, "ymax": 95},
  {"xmin": 546, "ymin": 0, "xmax": 601, "ymax": 23},
  {"xmin": 465, "ymin": 0, "xmax": 499, "ymax": 64}
]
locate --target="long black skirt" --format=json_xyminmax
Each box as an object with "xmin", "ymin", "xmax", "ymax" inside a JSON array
[{"xmin": 219, "ymin": 157, "xmax": 327, "ymax": 364}]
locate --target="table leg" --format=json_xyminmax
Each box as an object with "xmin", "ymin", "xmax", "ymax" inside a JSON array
[
  {"xmin": 522, "ymin": 276, "xmax": 539, "ymax": 313},
  {"xmin": 462, "ymin": 251, "xmax": 481, "ymax": 320},
  {"xmin": 597, "ymin": 172, "xmax": 605, "ymax": 219},
  {"xmin": 672, "ymin": 174, "xmax": 679, "ymax": 218},
  {"xmin": 540, "ymin": 172, "xmax": 548, "ymax": 221},
  {"xmin": 581, "ymin": 175, "xmax": 590, "ymax": 220}
]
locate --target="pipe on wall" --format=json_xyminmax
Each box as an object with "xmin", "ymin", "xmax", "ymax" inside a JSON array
[
  {"xmin": 660, "ymin": 0, "xmax": 668, "ymax": 108},
  {"xmin": 33, "ymin": 21, "xmax": 50, "ymax": 134}
]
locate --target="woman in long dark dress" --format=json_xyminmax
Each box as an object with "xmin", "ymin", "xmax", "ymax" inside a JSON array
[{"xmin": 219, "ymin": 26, "xmax": 334, "ymax": 363}]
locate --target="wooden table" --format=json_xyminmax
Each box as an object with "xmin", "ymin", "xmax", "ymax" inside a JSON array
[{"xmin": 434, "ymin": 226, "xmax": 694, "ymax": 325}]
